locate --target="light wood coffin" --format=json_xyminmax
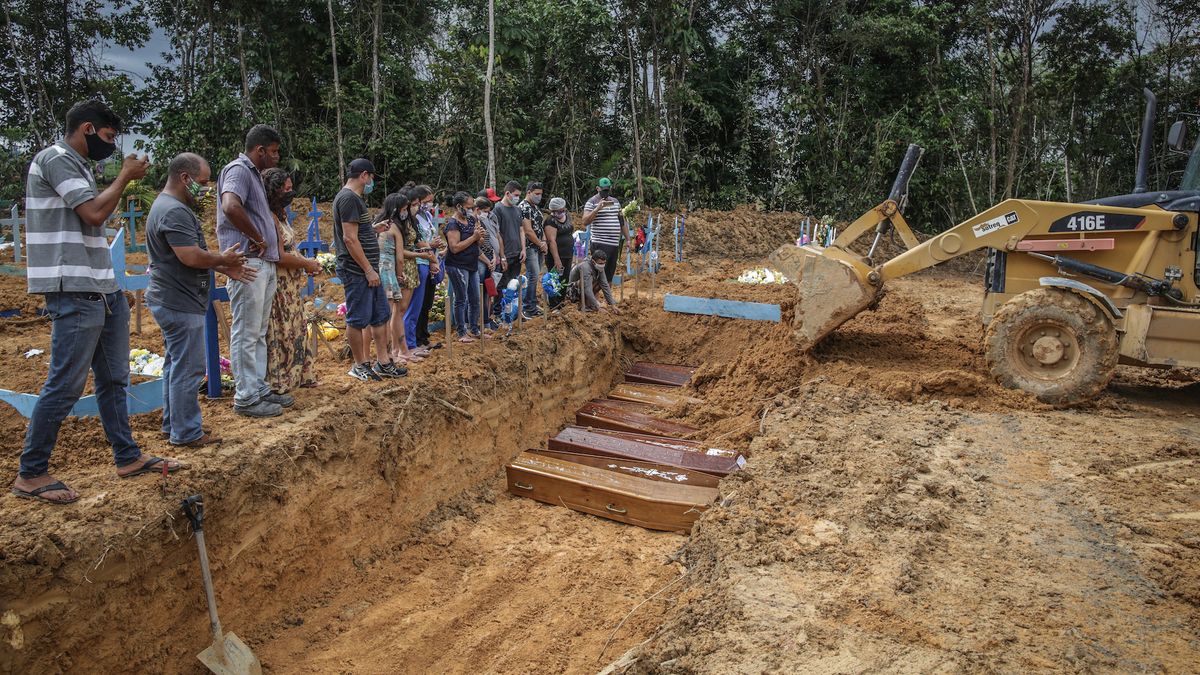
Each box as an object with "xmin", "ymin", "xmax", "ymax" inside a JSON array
[
  {"xmin": 506, "ymin": 451, "xmax": 717, "ymax": 533},
  {"xmin": 608, "ymin": 383, "xmax": 704, "ymax": 408},
  {"xmin": 526, "ymin": 449, "xmax": 721, "ymax": 489}
]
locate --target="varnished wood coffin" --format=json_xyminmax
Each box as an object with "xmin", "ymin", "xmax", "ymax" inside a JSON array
[
  {"xmin": 625, "ymin": 362, "xmax": 696, "ymax": 387},
  {"xmin": 576, "ymin": 399, "xmax": 699, "ymax": 438},
  {"xmin": 506, "ymin": 451, "xmax": 717, "ymax": 533},
  {"xmin": 526, "ymin": 449, "xmax": 721, "ymax": 489},
  {"xmin": 608, "ymin": 383, "xmax": 704, "ymax": 408},
  {"xmin": 549, "ymin": 426, "xmax": 745, "ymax": 477}
]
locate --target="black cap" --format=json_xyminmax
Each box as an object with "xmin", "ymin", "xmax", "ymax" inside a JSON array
[{"xmin": 348, "ymin": 158, "xmax": 375, "ymax": 177}]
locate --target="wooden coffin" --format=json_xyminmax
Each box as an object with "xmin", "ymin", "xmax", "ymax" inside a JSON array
[
  {"xmin": 576, "ymin": 399, "xmax": 699, "ymax": 438},
  {"xmin": 506, "ymin": 451, "xmax": 717, "ymax": 533},
  {"xmin": 609, "ymin": 383, "xmax": 704, "ymax": 408},
  {"xmin": 625, "ymin": 362, "xmax": 696, "ymax": 387},
  {"xmin": 550, "ymin": 426, "xmax": 745, "ymax": 477},
  {"xmin": 598, "ymin": 398, "xmax": 659, "ymax": 414},
  {"xmin": 526, "ymin": 449, "xmax": 721, "ymax": 489}
]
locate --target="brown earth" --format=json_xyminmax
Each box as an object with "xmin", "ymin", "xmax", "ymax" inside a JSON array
[{"xmin": 0, "ymin": 208, "xmax": 1196, "ymax": 673}]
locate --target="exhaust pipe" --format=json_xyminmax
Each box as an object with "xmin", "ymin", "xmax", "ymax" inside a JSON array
[{"xmin": 1134, "ymin": 88, "xmax": 1156, "ymax": 194}]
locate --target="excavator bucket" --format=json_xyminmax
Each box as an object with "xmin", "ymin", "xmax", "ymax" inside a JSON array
[{"xmin": 770, "ymin": 244, "xmax": 880, "ymax": 352}]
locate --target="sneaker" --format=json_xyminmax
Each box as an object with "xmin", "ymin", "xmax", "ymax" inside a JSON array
[
  {"xmin": 348, "ymin": 363, "xmax": 382, "ymax": 381},
  {"xmin": 263, "ymin": 392, "xmax": 295, "ymax": 408},
  {"xmin": 234, "ymin": 399, "xmax": 284, "ymax": 418},
  {"xmin": 485, "ymin": 321, "xmax": 500, "ymax": 331},
  {"xmin": 373, "ymin": 361, "xmax": 407, "ymax": 378}
]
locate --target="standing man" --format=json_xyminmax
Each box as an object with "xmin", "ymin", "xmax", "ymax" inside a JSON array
[
  {"xmin": 217, "ymin": 124, "xmax": 289, "ymax": 417},
  {"xmin": 146, "ymin": 153, "xmax": 252, "ymax": 447},
  {"xmin": 333, "ymin": 159, "xmax": 402, "ymax": 381},
  {"xmin": 12, "ymin": 100, "xmax": 185, "ymax": 505},
  {"xmin": 519, "ymin": 181, "xmax": 546, "ymax": 318},
  {"xmin": 491, "ymin": 180, "xmax": 524, "ymax": 319},
  {"xmin": 581, "ymin": 177, "xmax": 629, "ymax": 283},
  {"xmin": 544, "ymin": 196, "xmax": 575, "ymax": 310}
]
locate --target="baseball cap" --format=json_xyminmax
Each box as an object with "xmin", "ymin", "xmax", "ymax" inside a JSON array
[
  {"xmin": 485, "ymin": 187, "xmax": 502, "ymax": 202},
  {"xmin": 597, "ymin": 177, "xmax": 612, "ymax": 188},
  {"xmin": 348, "ymin": 158, "xmax": 376, "ymax": 176},
  {"xmin": 548, "ymin": 197, "xmax": 567, "ymax": 210}
]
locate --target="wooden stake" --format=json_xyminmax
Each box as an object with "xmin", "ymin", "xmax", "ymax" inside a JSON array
[{"xmin": 134, "ymin": 290, "xmax": 143, "ymax": 334}]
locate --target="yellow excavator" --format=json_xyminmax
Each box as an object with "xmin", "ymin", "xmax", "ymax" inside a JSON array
[{"xmin": 772, "ymin": 89, "xmax": 1200, "ymax": 405}]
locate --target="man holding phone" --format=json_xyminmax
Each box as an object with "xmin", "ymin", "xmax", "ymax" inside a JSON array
[{"xmin": 581, "ymin": 177, "xmax": 628, "ymax": 283}]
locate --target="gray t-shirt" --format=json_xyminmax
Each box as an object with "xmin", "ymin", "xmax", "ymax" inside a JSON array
[
  {"xmin": 493, "ymin": 202, "xmax": 523, "ymax": 259},
  {"xmin": 331, "ymin": 187, "xmax": 379, "ymax": 276},
  {"xmin": 146, "ymin": 193, "xmax": 210, "ymax": 314}
]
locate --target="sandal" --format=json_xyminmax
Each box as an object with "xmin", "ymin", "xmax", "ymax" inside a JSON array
[
  {"xmin": 11, "ymin": 480, "xmax": 78, "ymax": 505},
  {"xmin": 118, "ymin": 456, "xmax": 186, "ymax": 479}
]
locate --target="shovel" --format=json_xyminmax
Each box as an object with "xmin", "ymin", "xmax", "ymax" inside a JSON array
[{"xmin": 181, "ymin": 495, "xmax": 263, "ymax": 675}]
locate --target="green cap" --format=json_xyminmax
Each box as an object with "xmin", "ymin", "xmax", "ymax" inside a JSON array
[{"xmin": 597, "ymin": 177, "xmax": 612, "ymax": 188}]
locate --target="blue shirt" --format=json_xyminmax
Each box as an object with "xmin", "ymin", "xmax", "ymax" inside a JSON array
[{"xmin": 215, "ymin": 153, "xmax": 279, "ymax": 261}]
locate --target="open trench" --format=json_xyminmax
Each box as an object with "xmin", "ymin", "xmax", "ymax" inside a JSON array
[{"xmin": 2, "ymin": 302, "xmax": 753, "ymax": 674}]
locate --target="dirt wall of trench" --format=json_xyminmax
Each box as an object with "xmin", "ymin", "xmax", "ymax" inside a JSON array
[{"xmin": 0, "ymin": 316, "xmax": 623, "ymax": 673}]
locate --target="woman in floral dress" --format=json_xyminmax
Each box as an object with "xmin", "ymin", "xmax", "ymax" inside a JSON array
[{"xmin": 263, "ymin": 168, "xmax": 322, "ymax": 393}]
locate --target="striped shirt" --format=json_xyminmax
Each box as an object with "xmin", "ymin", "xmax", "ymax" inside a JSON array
[
  {"xmin": 24, "ymin": 141, "xmax": 118, "ymax": 294},
  {"xmin": 584, "ymin": 194, "xmax": 623, "ymax": 246}
]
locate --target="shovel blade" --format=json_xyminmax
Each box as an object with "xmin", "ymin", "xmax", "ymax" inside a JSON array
[{"xmin": 198, "ymin": 632, "xmax": 262, "ymax": 675}]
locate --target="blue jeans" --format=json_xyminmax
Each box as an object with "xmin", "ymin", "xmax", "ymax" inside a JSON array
[
  {"xmin": 404, "ymin": 263, "xmax": 429, "ymax": 349},
  {"xmin": 341, "ymin": 272, "xmax": 391, "ymax": 329},
  {"xmin": 226, "ymin": 258, "xmax": 277, "ymax": 407},
  {"xmin": 150, "ymin": 304, "xmax": 207, "ymax": 444},
  {"xmin": 19, "ymin": 291, "xmax": 141, "ymax": 478},
  {"xmin": 523, "ymin": 246, "xmax": 543, "ymax": 311},
  {"xmin": 447, "ymin": 265, "xmax": 481, "ymax": 337}
]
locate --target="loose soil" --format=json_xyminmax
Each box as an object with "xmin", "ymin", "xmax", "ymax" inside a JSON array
[{"xmin": 0, "ymin": 208, "xmax": 1196, "ymax": 673}]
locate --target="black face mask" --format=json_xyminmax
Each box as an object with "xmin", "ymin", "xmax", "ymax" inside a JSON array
[
  {"xmin": 280, "ymin": 189, "xmax": 297, "ymax": 203},
  {"xmin": 599, "ymin": 189, "xmax": 611, "ymax": 200},
  {"xmin": 84, "ymin": 129, "xmax": 117, "ymax": 162}
]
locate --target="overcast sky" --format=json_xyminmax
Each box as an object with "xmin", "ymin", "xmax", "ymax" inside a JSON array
[{"xmin": 97, "ymin": 27, "xmax": 171, "ymax": 156}]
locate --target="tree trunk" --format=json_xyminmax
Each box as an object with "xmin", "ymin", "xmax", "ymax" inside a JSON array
[
  {"xmin": 483, "ymin": 0, "xmax": 497, "ymax": 190},
  {"xmin": 238, "ymin": 19, "xmax": 251, "ymax": 120},
  {"xmin": 60, "ymin": 0, "xmax": 72, "ymax": 93},
  {"xmin": 2, "ymin": 0, "xmax": 42, "ymax": 146},
  {"xmin": 987, "ymin": 18, "xmax": 997, "ymax": 204},
  {"xmin": 627, "ymin": 32, "xmax": 645, "ymax": 204},
  {"xmin": 370, "ymin": 0, "xmax": 382, "ymax": 144},
  {"xmin": 327, "ymin": 0, "xmax": 346, "ymax": 183}
]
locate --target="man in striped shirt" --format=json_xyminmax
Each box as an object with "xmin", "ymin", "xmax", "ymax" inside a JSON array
[
  {"xmin": 581, "ymin": 177, "xmax": 629, "ymax": 283},
  {"xmin": 12, "ymin": 100, "xmax": 185, "ymax": 505}
]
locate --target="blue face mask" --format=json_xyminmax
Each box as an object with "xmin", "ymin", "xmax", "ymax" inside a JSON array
[{"xmin": 364, "ymin": 180, "xmax": 375, "ymax": 195}]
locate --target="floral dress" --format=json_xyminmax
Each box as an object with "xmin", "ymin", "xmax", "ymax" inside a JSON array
[
  {"xmin": 267, "ymin": 216, "xmax": 316, "ymax": 393},
  {"xmin": 400, "ymin": 223, "xmax": 419, "ymax": 290}
]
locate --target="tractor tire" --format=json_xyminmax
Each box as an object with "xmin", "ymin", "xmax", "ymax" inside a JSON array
[{"xmin": 984, "ymin": 287, "xmax": 1118, "ymax": 406}]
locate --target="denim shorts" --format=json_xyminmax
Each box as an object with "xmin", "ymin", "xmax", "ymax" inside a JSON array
[{"xmin": 342, "ymin": 272, "xmax": 392, "ymax": 328}]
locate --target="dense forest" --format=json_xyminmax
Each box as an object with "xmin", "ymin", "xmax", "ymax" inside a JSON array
[{"xmin": 1, "ymin": 0, "xmax": 1199, "ymax": 232}]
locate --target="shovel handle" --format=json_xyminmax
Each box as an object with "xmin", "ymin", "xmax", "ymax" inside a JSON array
[{"xmin": 181, "ymin": 494, "xmax": 204, "ymax": 532}]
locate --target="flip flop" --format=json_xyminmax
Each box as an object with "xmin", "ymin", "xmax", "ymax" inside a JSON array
[
  {"xmin": 11, "ymin": 480, "xmax": 79, "ymax": 505},
  {"xmin": 118, "ymin": 456, "xmax": 185, "ymax": 479}
]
